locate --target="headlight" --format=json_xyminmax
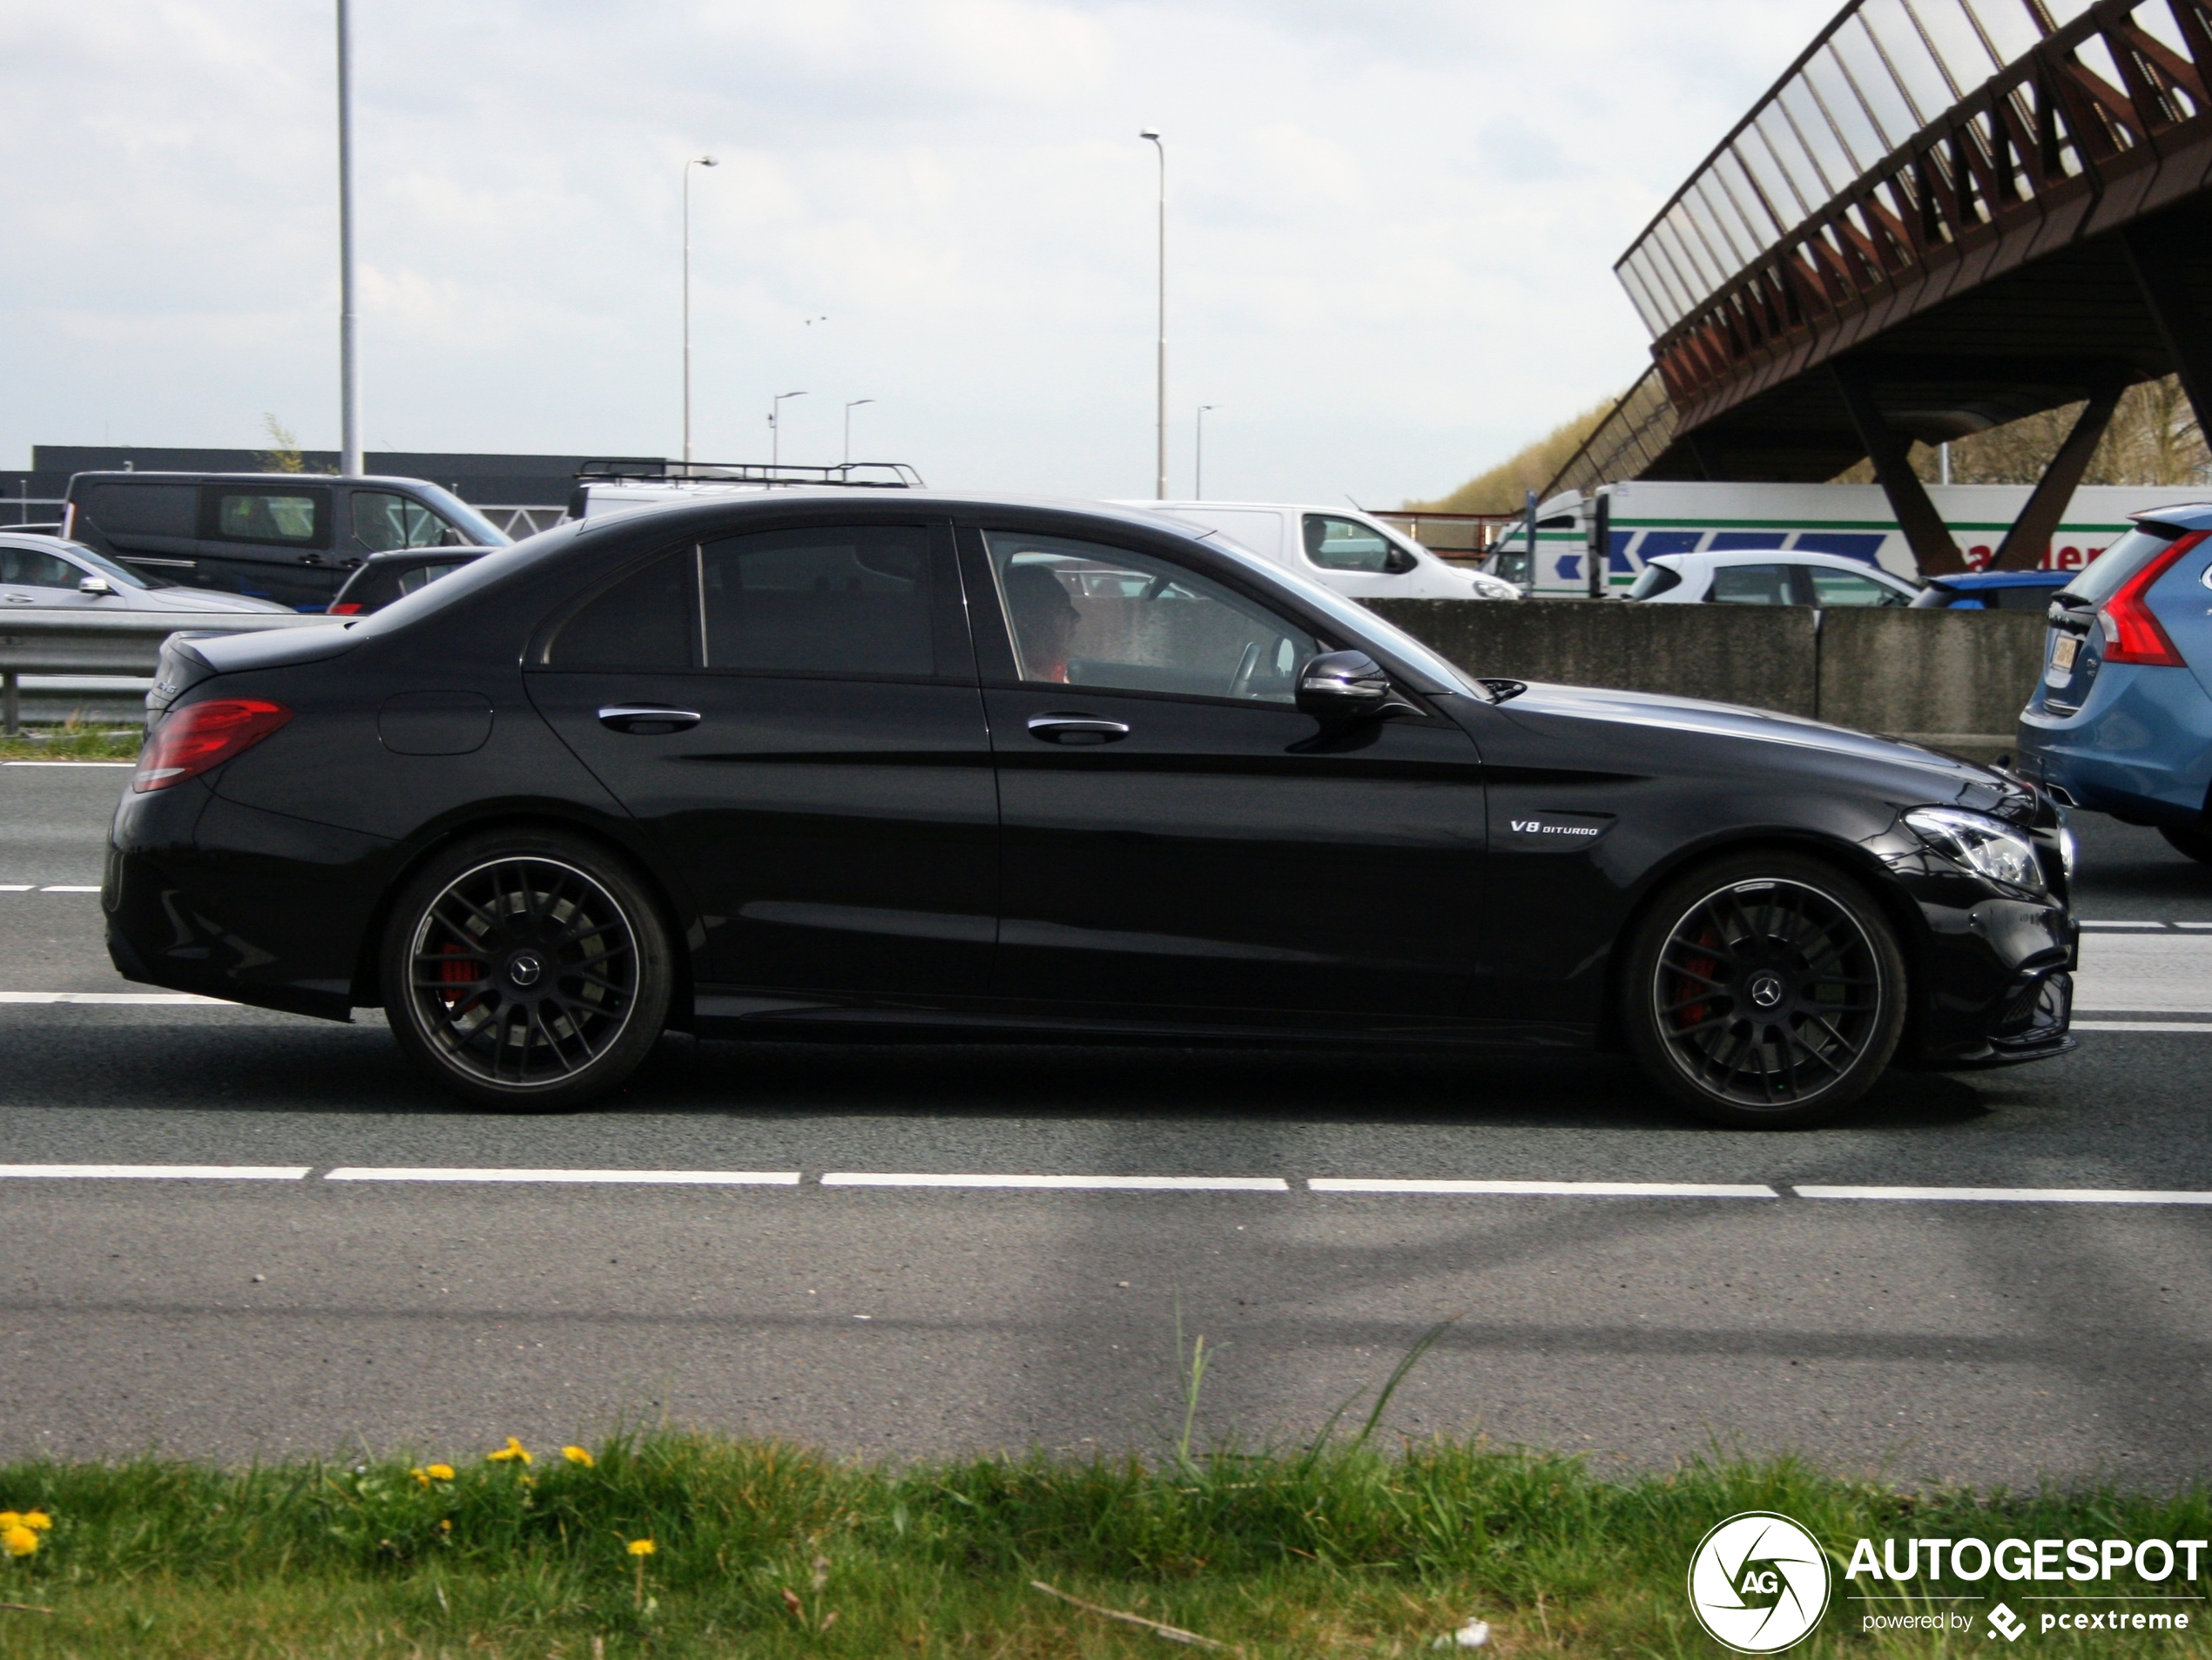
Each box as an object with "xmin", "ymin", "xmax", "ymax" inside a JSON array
[{"xmin": 1904, "ymin": 806, "xmax": 2046, "ymax": 893}]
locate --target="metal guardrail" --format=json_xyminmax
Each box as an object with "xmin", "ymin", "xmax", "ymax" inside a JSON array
[{"xmin": 0, "ymin": 612, "xmax": 342, "ymax": 733}]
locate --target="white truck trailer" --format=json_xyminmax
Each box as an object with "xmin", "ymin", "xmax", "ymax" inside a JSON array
[{"xmin": 1483, "ymin": 481, "xmax": 2209, "ymax": 595}]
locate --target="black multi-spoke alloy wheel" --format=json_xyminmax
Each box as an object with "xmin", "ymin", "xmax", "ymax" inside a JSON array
[
  {"xmin": 1622, "ymin": 853, "xmax": 1907, "ymax": 1129},
  {"xmin": 381, "ymin": 830, "xmax": 673, "ymax": 1110}
]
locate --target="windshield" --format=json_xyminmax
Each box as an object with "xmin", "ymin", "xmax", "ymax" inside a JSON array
[
  {"xmin": 1189, "ymin": 530, "xmax": 1475, "ymax": 694},
  {"xmin": 405, "ymin": 482, "xmax": 512, "ymax": 547}
]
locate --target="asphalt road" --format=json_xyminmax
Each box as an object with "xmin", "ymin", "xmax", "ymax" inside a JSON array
[{"xmin": 5, "ymin": 760, "xmax": 2212, "ymax": 1489}]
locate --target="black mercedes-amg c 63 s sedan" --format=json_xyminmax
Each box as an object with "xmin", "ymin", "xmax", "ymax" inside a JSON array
[{"xmin": 105, "ymin": 492, "xmax": 2077, "ymax": 1128}]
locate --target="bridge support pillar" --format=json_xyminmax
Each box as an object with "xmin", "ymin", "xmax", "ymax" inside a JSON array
[
  {"xmin": 1988, "ymin": 372, "xmax": 2128, "ymax": 570},
  {"xmin": 2123, "ymin": 210, "xmax": 2212, "ymax": 451},
  {"xmin": 1833, "ymin": 362, "xmax": 1966, "ymax": 577}
]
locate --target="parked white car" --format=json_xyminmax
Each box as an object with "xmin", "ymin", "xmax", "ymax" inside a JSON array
[
  {"xmin": 0, "ymin": 534, "xmax": 292, "ymax": 613},
  {"xmin": 1126, "ymin": 502, "xmax": 1520, "ymax": 601},
  {"xmin": 1626, "ymin": 550, "xmax": 1922, "ymax": 606}
]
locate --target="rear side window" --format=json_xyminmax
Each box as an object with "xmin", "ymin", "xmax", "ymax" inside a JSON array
[
  {"xmin": 75, "ymin": 483, "xmax": 198, "ymax": 537},
  {"xmin": 1708, "ymin": 563, "xmax": 1793, "ymax": 604},
  {"xmin": 204, "ymin": 487, "xmax": 329, "ymax": 548},
  {"xmin": 548, "ymin": 553, "xmax": 699, "ymax": 669},
  {"xmin": 701, "ymin": 525, "xmax": 934, "ymax": 677},
  {"xmin": 1301, "ymin": 515, "xmax": 1414, "ymax": 574}
]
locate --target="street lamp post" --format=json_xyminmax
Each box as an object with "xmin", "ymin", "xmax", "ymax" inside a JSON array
[
  {"xmin": 1195, "ymin": 404, "xmax": 1218, "ymax": 500},
  {"xmin": 843, "ymin": 399, "xmax": 874, "ymax": 467},
  {"xmin": 1139, "ymin": 131, "xmax": 1166, "ymax": 499},
  {"xmin": 335, "ymin": 0, "xmax": 361, "ymax": 476},
  {"xmin": 769, "ymin": 390, "xmax": 806, "ymax": 467},
  {"xmin": 682, "ymin": 155, "xmax": 718, "ymax": 465}
]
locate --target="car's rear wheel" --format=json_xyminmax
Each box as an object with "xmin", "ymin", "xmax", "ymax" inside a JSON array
[
  {"xmin": 1622, "ymin": 852, "xmax": 1907, "ymax": 1130},
  {"xmin": 381, "ymin": 828, "xmax": 672, "ymax": 1110},
  {"xmin": 2159, "ymin": 822, "xmax": 2212, "ymax": 866}
]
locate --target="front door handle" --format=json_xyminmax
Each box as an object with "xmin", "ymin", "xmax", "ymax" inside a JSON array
[
  {"xmin": 597, "ymin": 704, "xmax": 702, "ymax": 735},
  {"xmin": 1025, "ymin": 712, "xmax": 1130, "ymax": 745}
]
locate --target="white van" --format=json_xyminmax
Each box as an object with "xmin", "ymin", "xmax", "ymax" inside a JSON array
[
  {"xmin": 1126, "ymin": 502, "xmax": 1520, "ymax": 601},
  {"xmin": 1485, "ymin": 480, "xmax": 2207, "ymax": 596}
]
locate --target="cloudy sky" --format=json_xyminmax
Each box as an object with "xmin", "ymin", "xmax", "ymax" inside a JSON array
[{"xmin": 0, "ymin": 0, "xmax": 1835, "ymax": 505}]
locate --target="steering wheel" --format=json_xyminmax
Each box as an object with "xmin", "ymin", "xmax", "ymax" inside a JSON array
[{"xmin": 1228, "ymin": 640, "xmax": 1263, "ymax": 698}]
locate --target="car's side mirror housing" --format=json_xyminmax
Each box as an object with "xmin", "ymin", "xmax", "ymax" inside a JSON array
[
  {"xmin": 1296, "ymin": 650, "xmax": 1393, "ymax": 719},
  {"xmin": 78, "ymin": 575, "xmax": 115, "ymax": 597}
]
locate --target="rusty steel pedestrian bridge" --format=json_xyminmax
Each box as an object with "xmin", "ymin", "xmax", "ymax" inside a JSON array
[{"xmin": 1555, "ymin": 0, "xmax": 2212, "ymax": 572}]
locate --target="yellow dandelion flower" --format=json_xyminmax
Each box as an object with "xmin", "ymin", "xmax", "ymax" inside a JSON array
[
  {"xmin": 486, "ymin": 1437, "xmax": 532, "ymax": 1465},
  {"xmin": 562, "ymin": 1446, "xmax": 595, "ymax": 1468},
  {"xmin": 2, "ymin": 1524, "xmax": 36, "ymax": 1558},
  {"xmin": 426, "ymin": 1464, "xmax": 455, "ymax": 1481},
  {"xmin": 438, "ymin": 1519, "xmax": 453, "ymax": 1533},
  {"xmin": 410, "ymin": 1468, "xmax": 429, "ymax": 1488},
  {"xmin": 0, "ymin": 1514, "xmax": 17, "ymax": 1529},
  {"xmin": 628, "ymin": 1538, "xmax": 656, "ymax": 1556},
  {"xmin": 21, "ymin": 1514, "xmax": 49, "ymax": 1532}
]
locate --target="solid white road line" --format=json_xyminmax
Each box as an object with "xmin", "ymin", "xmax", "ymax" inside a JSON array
[
  {"xmin": 0, "ymin": 1164, "xmax": 309, "ymax": 1180},
  {"xmin": 2079, "ymin": 919, "xmax": 2172, "ymax": 929},
  {"xmin": 819, "ymin": 1172, "xmax": 1291, "ymax": 1191},
  {"xmin": 323, "ymin": 1167, "xmax": 801, "ymax": 1185},
  {"xmin": 37, "ymin": 885, "xmax": 99, "ymax": 893},
  {"xmin": 0, "ymin": 760, "xmax": 134, "ymax": 768},
  {"xmin": 2075, "ymin": 1019, "xmax": 2212, "ymax": 1032},
  {"xmin": 1795, "ymin": 1184, "xmax": 2212, "ymax": 1205},
  {"xmin": 1308, "ymin": 1178, "xmax": 1778, "ymax": 1198},
  {"xmin": 0, "ymin": 992, "xmax": 229, "ymax": 1005}
]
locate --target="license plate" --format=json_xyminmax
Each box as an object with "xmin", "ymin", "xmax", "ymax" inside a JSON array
[{"xmin": 2051, "ymin": 634, "xmax": 2080, "ymax": 671}]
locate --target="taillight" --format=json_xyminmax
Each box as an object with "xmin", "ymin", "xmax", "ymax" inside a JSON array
[
  {"xmin": 2100, "ymin": 530, "xmax": 2205, "ymax": 665},
  {"xmin": 133, "ymin": 698, "xmax": 293, "ymax": 792},
  {"xmin": 327, "ymin": 601, "xmax": 364, "ymax": 615}
]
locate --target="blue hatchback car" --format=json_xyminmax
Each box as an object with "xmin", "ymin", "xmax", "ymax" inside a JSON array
[{"xmin": 2015, "ymin": 503, "xmax": 2212, "ymax": 863}]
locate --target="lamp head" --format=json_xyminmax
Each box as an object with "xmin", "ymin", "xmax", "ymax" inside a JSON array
[
  {"xmin": 1139, "ymin": 130, "xmax": 1159, "ymax": 141},
  {"xmin": 696, "ymin": 155, "xmax": 718, "ymax": 167}
]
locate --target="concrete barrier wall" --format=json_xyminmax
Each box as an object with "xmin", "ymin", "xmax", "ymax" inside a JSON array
[{"xmin": 1368, "ymin": 599, "xmax": 2047, "ymax": 754}]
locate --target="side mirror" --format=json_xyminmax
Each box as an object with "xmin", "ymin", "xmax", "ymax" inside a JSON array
[
  {"xmin": 1296, "ymin": 650, "xmax": 1393, "ymax": 719},
  {"xmin": 78, "ymin": 575, "xmax": 115, "ymax": 597}
]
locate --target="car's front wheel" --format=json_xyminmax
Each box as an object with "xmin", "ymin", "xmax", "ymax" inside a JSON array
[
  {"xmin": 381, "ymin": 828, "xmax": 673, "ymax": 1110},
  {"xmin": 1622, "ymin": 852, "xmax": 1908, "ymax": 1129}
]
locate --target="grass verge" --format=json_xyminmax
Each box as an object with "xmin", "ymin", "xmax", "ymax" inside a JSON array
[
  {"xmin": 2, "ymin": 1434, "xmax": 2209, "ymax": 1656},
  {"xmin": 0, "ymin": 725, "xmax": 141, "ymax": 761}
]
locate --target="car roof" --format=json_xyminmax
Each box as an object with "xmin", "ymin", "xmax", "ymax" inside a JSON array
[
  {"xmin": 1926, "ymin": 569, "xmax": 2070, "ymax": 588},
  {"xmin": 1649, "ymin": 550, "xmax": 1915, "ymax": 579},
  {"xmin": 0, "ymin": 532, "xmax": 92, "ymax": 560},
  {"xmin": 2135, "ymin": 501, "xmax": 2212, "ymax": 530},
  {"xmin": 354, "ymin": 548, "xmax": 487, "ymax": 567},
  {"xmin": 68, "ymin": 471, "xmax": 447, "ymax": 489},
  {"xmin": 572, "ymin": 489, "xmax": 1211, "ymax": 542}
]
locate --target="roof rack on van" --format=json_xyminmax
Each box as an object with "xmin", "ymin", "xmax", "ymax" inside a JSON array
[{"xmin": 574, "ymin": 459, "xmax": 925, "ymax": 489}]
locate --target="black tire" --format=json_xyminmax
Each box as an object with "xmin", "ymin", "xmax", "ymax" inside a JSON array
[
  {"xmin": 2160, "ymin": 823, "xmax": 2212, "ymax": 866},
  {"xmin": 1622, "ymin": 851, "xmax": 1908, "ymax": 1130},
  {"xmin": 381, "ymin": 827, "xmax": 673, "ymax": 1111}
]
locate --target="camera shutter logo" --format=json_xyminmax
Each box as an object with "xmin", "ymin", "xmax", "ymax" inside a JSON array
[{"xmin": 1687, "ymin": 1512, "xmax": 1831, "ymax": 1653}]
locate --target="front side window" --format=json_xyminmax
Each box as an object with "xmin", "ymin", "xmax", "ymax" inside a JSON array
[
  {"xmin": 1301, "ymin": 514, "xmax": 1413, "ymax": 574},
  {"xmin": 208, "ymin": 489, "xmax": 327, "ymax": 547},
  {"xmin": 983, "ymin": 531, "xmax": 1318, "ymax": 703},
  {"xmin": 0, "ymin": 546, "xmax": 82, "ymax": 589},
  {"xmin": 701, "ymin": 525, "xmax": 934, "ymax": 677},
  {"xmin": 1806, "ymin": 567, "xmax": 1910, "ymax": 607},
  {"xmin": 1707, "ymin": 563, "xmax": 1792, "ymax": 604},
  {"xmin": 353, "ymin": 492, "xmax": 459, "ymax": 552}
]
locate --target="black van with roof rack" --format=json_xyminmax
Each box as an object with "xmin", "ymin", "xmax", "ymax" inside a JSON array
[{"xmin": 62, "ymin": 471, "xmax": 509, "ymax": 611}]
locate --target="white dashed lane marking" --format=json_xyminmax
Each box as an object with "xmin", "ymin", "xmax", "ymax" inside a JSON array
[
  {"xmin": 323, "ymin": 1167, "xmax": 800, "ymax": 1185},
  {"xmin": 1795, "ymin": 1185, "xmax": 2212, "ymax": 1205},
  {"xmin": 0, "ymin": 992, "xmax": 230, "ymax": 1005},
  {"xmin": 0, "ymin": 1164, "xmax": 310, "ymax": 1180},
  {"xmin": 820, "ymin": 1172, "xmax": 1290, "ymax": 1191},
  {"xmin": 1308, "ymin": 1178, "xmax": 1777, "ymax": 1198}
]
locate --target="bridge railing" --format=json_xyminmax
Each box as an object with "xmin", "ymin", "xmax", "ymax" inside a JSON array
[{"xmin": 1618, "ymin": 0, "xmax": 2212, "ymax": 412}]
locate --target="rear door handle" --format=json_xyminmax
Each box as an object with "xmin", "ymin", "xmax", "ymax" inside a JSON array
[
  {"xmin": 1025, "ymin": 712, "xmax": 1130, "ymax": 745},
  {"xmin": 597, "ymin": 704, "xmax": 702, "ymax": 734}
]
